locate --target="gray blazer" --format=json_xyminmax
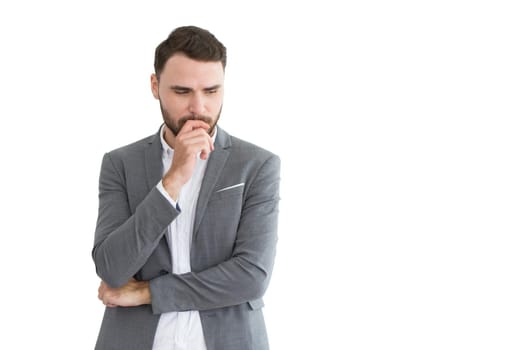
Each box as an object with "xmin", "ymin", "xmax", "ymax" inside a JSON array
[{"xmin": 92, "ymin": 127, "xmax": 280, "ymax": 350}]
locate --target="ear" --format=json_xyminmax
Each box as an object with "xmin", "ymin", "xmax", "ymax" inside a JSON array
[{"xmin": 150, "ymin": 74, "xmax": 160, "ymax": 100}]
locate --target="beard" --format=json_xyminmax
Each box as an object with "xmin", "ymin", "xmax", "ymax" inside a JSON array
[{"xmin": 159, "ymin": 100, "xmax": 221, "ymax": 137}]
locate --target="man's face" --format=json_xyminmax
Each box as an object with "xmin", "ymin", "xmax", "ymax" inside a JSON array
[{"xmin": 151, "ymin": 53, "xmax": 225, "ymax": 136}]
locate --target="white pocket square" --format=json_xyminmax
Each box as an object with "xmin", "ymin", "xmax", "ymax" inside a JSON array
[{"xmin": 216, "ymin": 183, "xmax": 245, "ymax": 193}]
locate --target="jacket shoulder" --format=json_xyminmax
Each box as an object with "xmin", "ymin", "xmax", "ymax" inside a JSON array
[
  {"xmin": 107, "ymin": 133, "xmax": 156, "ymax": 157},
  {"xmin": 99, "ymin": 133, "xmax": 158, "ymax": 174},
  {"xmin": 228, "ymin": 134, "xmax": 279, "ymax": 162}
]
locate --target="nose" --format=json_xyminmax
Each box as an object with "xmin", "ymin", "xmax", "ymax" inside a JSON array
[{"xmin": 188, "ymin": 93, "xmax": 206, "ymax": 115}]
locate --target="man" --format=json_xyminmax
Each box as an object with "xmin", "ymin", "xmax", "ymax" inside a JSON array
[{"xmin": 93, "ymin": 26, "xmax": 280, "ymax": 350}]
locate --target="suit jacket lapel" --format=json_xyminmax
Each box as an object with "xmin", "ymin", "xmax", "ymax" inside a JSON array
[
  {"xmin": 144, "ymin": 129, "xmax": 164, "ymax": 190},
  {"xmin": 194, "ymin": 127, "xmax": 231, "ymax": 235}
]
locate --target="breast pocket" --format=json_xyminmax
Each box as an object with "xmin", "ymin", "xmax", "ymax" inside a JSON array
[
  {"xmin": 196, "ymin": 184, "xmax": 244, "ymax": 252},
  {"xmin": 209, "ymin": 183, "xmax": 245, "ymax": 202}
]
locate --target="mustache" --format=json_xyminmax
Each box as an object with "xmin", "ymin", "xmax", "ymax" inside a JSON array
[{"xmin": 178, "ymin": 114, "xmax": 214, "ymax": 127}]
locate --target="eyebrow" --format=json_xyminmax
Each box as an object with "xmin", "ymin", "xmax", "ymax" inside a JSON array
[{"xmin": 170, "ymin": 84, "xmax": 222, "ymax": 92}]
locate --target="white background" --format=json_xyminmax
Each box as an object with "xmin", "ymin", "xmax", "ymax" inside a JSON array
[{"xmin": 1, "ymin": 1, "xmax": 524, "ymax": 349}]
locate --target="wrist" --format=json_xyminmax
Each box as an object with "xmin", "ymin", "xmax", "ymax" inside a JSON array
[{"xmin": 162, "ymin": 176, "xmax": 183, "ymax": 200}]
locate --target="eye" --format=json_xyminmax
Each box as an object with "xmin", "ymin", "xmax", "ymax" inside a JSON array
[
  {"xmin": 170, "ymin": 87, "xmax": 191, "ymax": 95},
  {"xmin": 205, "ymin": 89, "xmax": 218, "ymax": 94}
]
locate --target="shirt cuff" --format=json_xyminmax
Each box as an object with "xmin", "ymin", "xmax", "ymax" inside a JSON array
[{"xmin": 156, "ymin": 181, "xmax": 179, "ymax": 209}]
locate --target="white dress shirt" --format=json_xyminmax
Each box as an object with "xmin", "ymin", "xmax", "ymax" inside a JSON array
[{"xmin": 152, "ymin": 125, "xmax": 216, "ymax": 350}]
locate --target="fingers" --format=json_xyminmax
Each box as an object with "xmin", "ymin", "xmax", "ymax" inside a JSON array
[
  {"xmin": 178, "ymin": 119, "xmax": 214, "ymax": 151},
  {"xmin": 176, "ymin": 127, "xmax": 214, "ymax": 159},
  {"xmin": 179, "ymin": 119, "xmax": 211, "ymax": 134},
  {"xmin": 98, "ymin": 281, "xmax": 106, "ymax": 301},
  {"xmin": 98, "ymin": 281, "xmax": 118, "ymax": 307},
  {"xmin": 98, "ymin": 281, "xmax": 110, "ymax": 304}
]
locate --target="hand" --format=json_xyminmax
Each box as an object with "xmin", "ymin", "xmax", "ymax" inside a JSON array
[
  {"xmin": 162, "ymin": 120, "xmax": 214, "ymax": 199},
  {"xmin": 98, "ymin": 278, "xmax": 151, "ymax": 308}
]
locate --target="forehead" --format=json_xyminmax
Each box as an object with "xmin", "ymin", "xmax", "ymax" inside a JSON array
[{"xmin": 159, "ymin": 53, "xmax": 224, "ymax": 86}]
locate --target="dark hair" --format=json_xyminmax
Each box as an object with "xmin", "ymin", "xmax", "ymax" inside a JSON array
[{"xmin": 154, "ymin": 26, "xmax": 227, "ymax": 78}]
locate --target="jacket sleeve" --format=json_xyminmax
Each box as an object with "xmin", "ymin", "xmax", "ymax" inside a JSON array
[
  {"xmin": 149, "ymin": 154, "xmax": 280, "ymax": 313},
  {"xmin": 92, "ymin": 152, "xmax": 179, "ymax": 288}
]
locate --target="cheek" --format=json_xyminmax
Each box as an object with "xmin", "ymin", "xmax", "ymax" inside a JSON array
[
  {"xmin": 160, "ymin": 95, "xmax": 186, "ymax": 112},
  {"xmin": 210, "ymin": 94, "xmax": 224, "ymax": 110}
]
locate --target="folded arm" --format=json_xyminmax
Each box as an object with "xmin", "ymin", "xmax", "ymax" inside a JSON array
[
  {"xmin": 94, "ymin": 150, "xmax": 280, "ymax": 312},
  {"xmin": 92, "ymin": 152, "xmax": 179, "ymax": 288},
  {"xmin": 149, "ymin": 154, "xmax": 280, "ymax": 313}
]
